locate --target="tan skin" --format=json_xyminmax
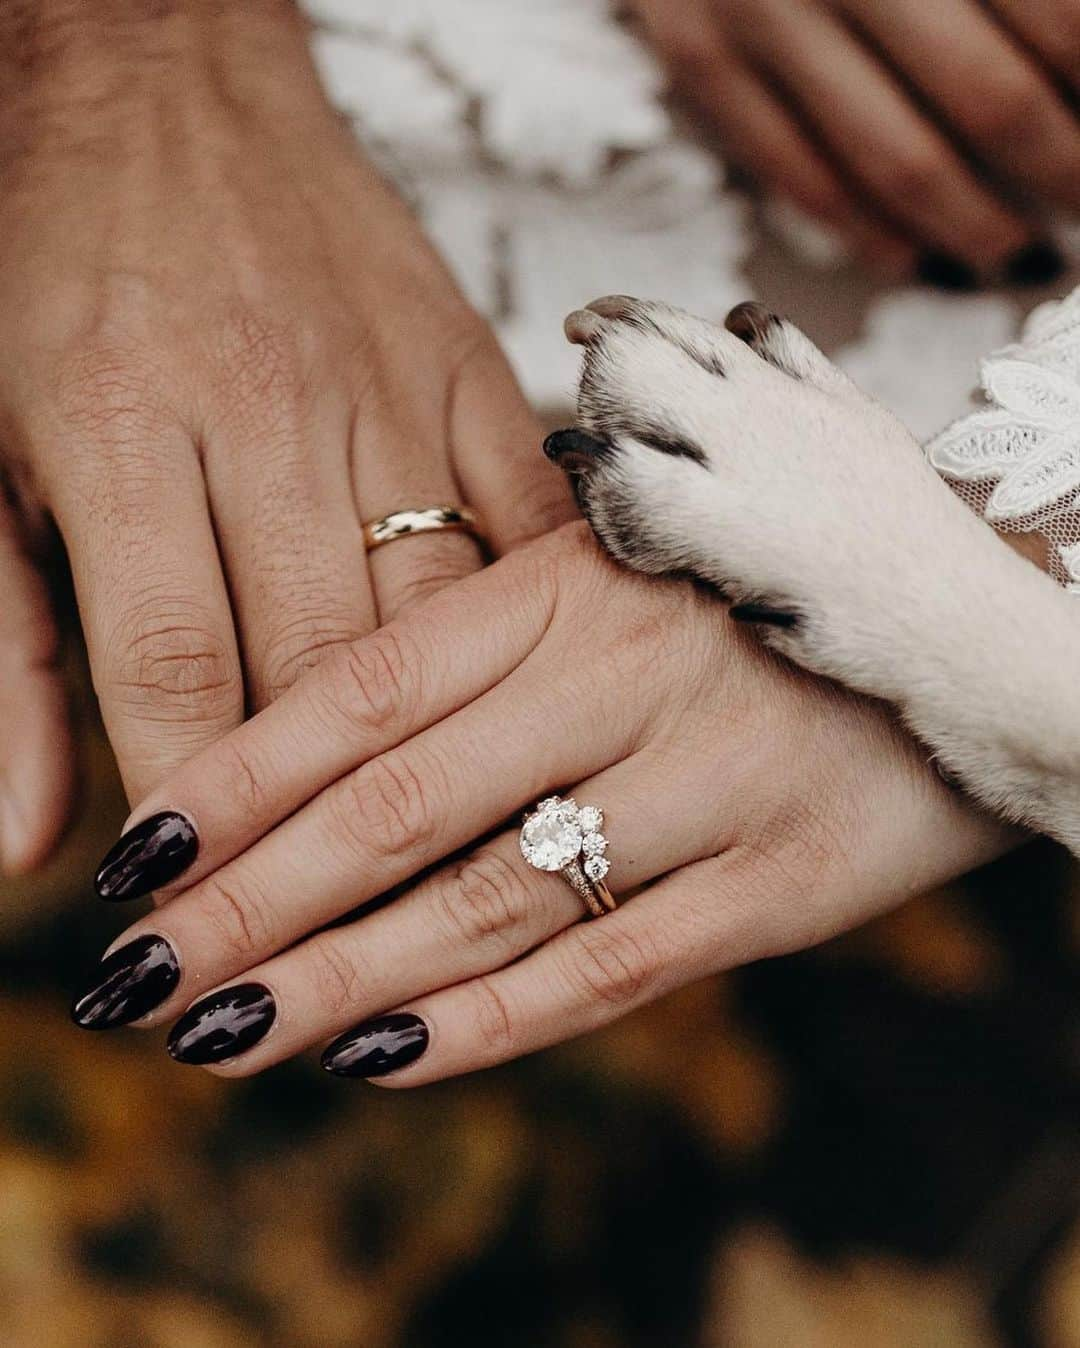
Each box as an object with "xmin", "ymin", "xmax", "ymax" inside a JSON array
[
  {"xmin": 632, "ymin": 0, "xmax": 1080, "ymax": 275},
  {"xmin": 0, "ymin": 0, "xmax": 1040, "ymax": 1073},
  {"xmin": 107, "ymin": 525, "xmax": 1015, "ymax": 1082},
  {"xmin": 0, "ymin": 0, "xmax": 573, "ymax": 871}
]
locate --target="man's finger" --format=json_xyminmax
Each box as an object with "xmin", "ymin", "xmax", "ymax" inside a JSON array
[
  {"xmin": 0, "ymin": 492, "xmax": 73, "ymax": 872},
  {"xmin": 48, "ymin": 426, "xmax": 243, "ymax": 802},
  {"xmin": 350, "ymin": 374, "xmax": 487, "ymax": 623},
  {"xmin": 447, "ymin": 331, "xmax": 578, "ymax": 554},
  {"xmin": 204, "ymin": 378, "xmax": 377, "ymax": 710}
]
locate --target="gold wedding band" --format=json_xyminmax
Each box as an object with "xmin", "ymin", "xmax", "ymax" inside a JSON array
[{"xmin": 362, "ymin": 505, "xmax": 485, "ymax": 553}]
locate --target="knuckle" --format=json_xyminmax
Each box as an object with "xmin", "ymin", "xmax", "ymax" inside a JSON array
[
  {"xmin": 212, "ymin": 306, "xmax": 319, "ymax": 425},
  {"xmin": 105, "ymin": 598, "xmax": 238, "ymax": 722},
  {"xmin": 562, "ymin": 926, "xmax": 655, "ymax": 1010},
  {"xmin": 197, "ymin": 871, "xmax": 276, "ymax": 963},
  {"xmin": 323, "ymin": 628, "xmax": 413, "ymax": 738},
  {"xmin": 258, "ymin": 617, "xmax": 359, "ymax": 704},
  {"xmin": 334, "ymin": 751, "xmax": 438, "ymax": 863},
  {"xmin": 51, "ymin": 341, "xmax": 175, "ymax": 443},
  {"xmin": 212, "ymin": 736, "xmax": 269, "ymax": 818},
  {"xmin": 469, "ymin": 976, "xmax": 517, "ymax": 1058},
  {"xmin": 436, "ymin": 849, "xmax": 530, "ymax": 949},
  {"xmin": 304, "ymin": 937, "xmax": 367, "ymax": 1019}
]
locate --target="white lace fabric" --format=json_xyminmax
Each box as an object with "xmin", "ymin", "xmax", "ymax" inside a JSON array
[{"xmin": 926, "ymin": 286, "xmax": 1080, "ymax": 590}]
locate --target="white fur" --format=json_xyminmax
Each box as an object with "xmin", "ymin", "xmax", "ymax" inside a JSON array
[{"xmin": 566, "ymin": 297, "xmax": 1080, "ymax": 852}]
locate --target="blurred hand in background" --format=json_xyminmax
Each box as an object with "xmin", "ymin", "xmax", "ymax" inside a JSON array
[{"xmin": 632, "ymin": 0, "xmax": 1080, "ymax": 284}]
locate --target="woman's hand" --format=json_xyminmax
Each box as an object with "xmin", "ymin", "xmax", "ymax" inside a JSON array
[
  {"xmin": 73, "ymin": 524, "xmax": 1015, "ymax": 1081},
  {"xmin": 0, "ymin": 0, "xmax": 571, "ymax": 861},
  {"xmin": 631, "ymin": 0, "xmax": 1080, "ymax": 280}
]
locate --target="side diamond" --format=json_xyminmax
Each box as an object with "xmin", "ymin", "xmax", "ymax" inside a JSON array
[
  {"xmin": 584, "ymin": 855, "xmax": 610, "ymax": 882},
  {"xmin": 582, "ymin": 832, "xmax": 607, "ymax": 857},
  {"xmin": 578, "ymin": 806, "xmax": 603, "ymax": 832}
]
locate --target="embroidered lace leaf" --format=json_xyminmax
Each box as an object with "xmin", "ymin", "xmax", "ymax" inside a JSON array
[{"xmin": 926, "ymin": 284, "xmax": 1080, "ymax": 587}]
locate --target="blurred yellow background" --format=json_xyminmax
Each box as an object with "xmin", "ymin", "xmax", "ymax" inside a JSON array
[{"xmin": 0, "ymin": 625, "xmax": 1077, "ymax": 1348}]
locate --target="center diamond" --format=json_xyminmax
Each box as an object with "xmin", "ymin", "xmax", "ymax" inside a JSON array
[{"xmin": 520, "ymin": 803, "xmax": 583, "ymax": 871}]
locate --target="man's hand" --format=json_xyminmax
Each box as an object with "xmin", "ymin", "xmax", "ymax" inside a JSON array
[
  {"xmin": 632, "ymin": 0, "xmax": 1079, "ymax": 281},
  {"xmin": 0, "ymin": 0, "xmax": 572, "ymax": 865}
]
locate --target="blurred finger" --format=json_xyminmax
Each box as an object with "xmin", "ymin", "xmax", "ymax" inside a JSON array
[
  {"xmin": 0, "ymin": 489, "xmax": 73, "ymax": 873},
  {"xmin": 742, "ymin": 0, "xmax": 1036, "ymax": 266},
  {"xmin": 987, "ymin": 0, "xmax": 1080, "ymax": 92},
  {"xmin": 840, "ymin": 0, "xmax": 1080, "ymax": 219},
  {"xmin": 634, "ymin": 0, "xmax": 916, "ymax": 274}
]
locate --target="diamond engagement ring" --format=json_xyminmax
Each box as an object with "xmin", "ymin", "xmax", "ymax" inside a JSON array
[{"xmin": 519, "ymin": 796, "xmax": 616, "ymax": 919}]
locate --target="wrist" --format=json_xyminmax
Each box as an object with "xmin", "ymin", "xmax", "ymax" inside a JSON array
[{"xmin": 0, "ymin": 0, "xmax": 329, "ymax": 151}]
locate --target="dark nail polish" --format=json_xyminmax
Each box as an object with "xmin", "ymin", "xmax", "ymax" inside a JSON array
[
  {"xmin": 729, "ymin": 602, "xmax": 799, "ymax": 629},
  {"xmin": 95, "ymin": 811, "xmax": 198, "ymax": 902},
  {"xmin": 167, "ymin": 983, "xmax": 275, "ymax": 1065},
  {"xmin": 1004, "ymin": 240, "xmax": 1065, "ymax": 287},
  {"xmin": 321, "ymin": 1012, "xmax": 429, "ymax": 1079},
  {"xmin": 542, "ymin": 429, "xmax": 612, "ymax": 474},
  {"xmin": 71, "ymin": 935, "xmax": 180, "ymax": 1030},
  {"xmin": 917, "ymin": 252, "xmax": 979, "ymax": 292}
]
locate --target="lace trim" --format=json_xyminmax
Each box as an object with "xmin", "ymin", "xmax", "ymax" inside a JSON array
[{"xmin": 926, "ymin": 285, "xmax": 1080, "ymax": 590}]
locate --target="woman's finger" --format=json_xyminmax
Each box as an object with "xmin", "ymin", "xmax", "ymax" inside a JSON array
[
  {"xmin": 330, "ymin": 856, "xmax": 738, "ymax": 1086},
  {"xmin": 94, "ymin": 537, "xmax": 566, "ymax": 904},
  {"xmin": 633, "ymin": 0, "xmax": 916, "ymax": 274},
  {"xmin": 741, "ymin": 0, "xmax": 1036, "ymax": 267},
  {"xmin": 94, "ymin": 623, "xmax": 644, "ymax": 1015},
  {"xmin": 204, "ymin": 380, "xmax": 378, "ymax": 711},
  {"xmin": 76, "ymin": 740, "xmax": 726, "ymax": 1061},
  {"xmin": 839, "ymin": 0, "xmax": 1080, "ymax": 218},
  {"xmin": 0, "ymin": 491, "xmax": 73, "ymax": 873}
]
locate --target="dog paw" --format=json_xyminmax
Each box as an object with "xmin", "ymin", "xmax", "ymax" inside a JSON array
[{"xmin": 548, "ymin": 295, "xmax": 968, "ymax": 681}]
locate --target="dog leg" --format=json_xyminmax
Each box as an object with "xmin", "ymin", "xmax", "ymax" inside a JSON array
[{"xmin": 549, "ymin": 295, "xmax": 1080, "ymax": 852}]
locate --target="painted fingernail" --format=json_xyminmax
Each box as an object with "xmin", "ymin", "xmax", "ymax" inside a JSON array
[
  {"xmin": 71, "ymin": 934, "xmax": 180, "ymax": 1030},
  {"xmin": 917, "ymin": 252, "xmax": 979, "ymax": 292},
  {"xmin": 1004, "ymin": 240, "xmax": 1065, "ymax": 287},
  {"xmin": 729, "ymin": 602, "xmax": 799, "ymax": 629},
  {"xmin": 167, "ymin": 983, "xmax": 275, "ymax": 1065},
  {"xmin": 320, "ymin": 1012, "xmax": 429, "ymax": 1079},
  {"xmin": 94, "ymin": 811, "xmax": 198, "ymax": 901}
]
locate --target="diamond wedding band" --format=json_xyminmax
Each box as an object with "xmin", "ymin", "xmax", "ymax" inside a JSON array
[{"xmin": 519, "ymin": 796, "xmax": 616, "ymax": 919}]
